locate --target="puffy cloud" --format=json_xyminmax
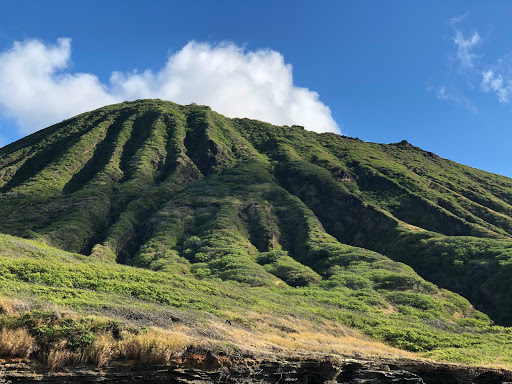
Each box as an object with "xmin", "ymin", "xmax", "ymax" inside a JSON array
[
  {"xmin": 0, "ymin": 38, "xmax": 339, "ymax": 136},
  {"xmin": 0, "ymin": 38, "xmax": 117, "ymax": 134}
]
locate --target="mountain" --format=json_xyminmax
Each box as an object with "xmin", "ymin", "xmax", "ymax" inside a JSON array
[{"xmin": 2, "ymin": 99, "xmax": 512, "ymax": 371}]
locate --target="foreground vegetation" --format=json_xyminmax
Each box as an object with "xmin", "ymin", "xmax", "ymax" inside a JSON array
[
  {"xmin": 1, "ymin": 233, "xmax": 512, "ymax": 369},
  {"xmin": 2, "ymin": 99, "xmax": 512, "ymax": 368}
]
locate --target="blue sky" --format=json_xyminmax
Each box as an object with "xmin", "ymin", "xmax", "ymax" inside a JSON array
[{"xmin": 1, "ymin": 2, "xmax": 512, "ymax": 176}]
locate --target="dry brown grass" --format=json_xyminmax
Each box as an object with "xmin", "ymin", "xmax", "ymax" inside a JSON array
[
  {"xmin": 0, "ymin": 328, "xmax": 37, "ymax": 358},
  {"xmin": 0, "ymin": 297, "xmax": 29, "ymax": 316},
  {"xmin": 41, "ymin": 328, "xmax": 192, "ymax": 370},
  {"xmin": 45, "ymin": 340, "xmax": 84, "ymax": 370},
  {"xmin": 87, "ymin": 333, "xmax": 117, "ymax": 367},
  {"xmin": 204, "ymin": 314, "xmax": 417, "ymax": 361},
  {"xmin": 118, "ymin": 329, "xmax": 190, "ymax": 365},
  {"xmin": 0, "ymin": 298, "xmax": 196, "ymax": 370}
]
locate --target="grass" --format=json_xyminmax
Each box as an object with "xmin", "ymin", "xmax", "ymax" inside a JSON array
[{"xmin": 0, "ymin": 328, "xmax": 35, "ymax": 358}]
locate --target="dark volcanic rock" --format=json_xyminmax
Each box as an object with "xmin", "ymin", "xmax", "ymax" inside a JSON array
[{"xmin": 1, "ymin": 356, "xmax": 512, "ymax": 384}]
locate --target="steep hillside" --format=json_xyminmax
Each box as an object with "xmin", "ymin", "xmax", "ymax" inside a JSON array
[{"xmin": 2, "ymin": 100, "xmax": 512, "ymax": 369}]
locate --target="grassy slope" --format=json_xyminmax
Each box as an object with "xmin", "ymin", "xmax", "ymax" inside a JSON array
[
  {"xmin": 1, "ymin": 100, "xmax": 512, "ymax": 366},
  {"xmin": 1, "ymin": 232, "xmax": 512, "ymax": 367}
]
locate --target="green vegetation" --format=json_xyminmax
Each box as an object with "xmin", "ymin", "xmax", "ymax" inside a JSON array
[
  {"xmin": 1, "ymin": 232, "xmax": 512, "ymax": 367},
  {"xmin": 2, "ymin": 99, "xmax": 512, "ymax": 367}
]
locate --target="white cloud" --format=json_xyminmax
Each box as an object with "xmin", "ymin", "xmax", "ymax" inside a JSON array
[
  {"xmin": 450, "ymin": 12, "xmax": 481, "ymax": 70},
  {"xmin": 449, "ymin": 12, "xmax": 468, "ymax": 25},
  {"xmin": 480, "ymin": 54, "xmax": 512, "ymax": 103},
  {"xmin": 0, "ymin": 38, "xmax": 117, "ymax": 134},
  {"xmin": 439, "ymin": 15, "xmax": 512, "ymax": 107},
  {"xmin": 433, "ymin": 15, "xmax": 512, "ymax": 109},
  {"xmin": 453, "ymin": 29, "xmax": 481, "ymax": 69},
  {"xmin": 481, "ymin": 70, "xmax": 509, "ymax": 102},
  {"xmin": 0, "ymin": 38, "xmax": 339, "ymax": 136},
  {"xmin": 427, "ymin": 83, "xmax": 477, "ymax": 112},
  {"xmin": 429, "ymin": 15, "xmax": 484, "ymax": 111}
]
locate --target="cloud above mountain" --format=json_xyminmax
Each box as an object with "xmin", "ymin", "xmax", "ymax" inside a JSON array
[
  {"xmin": 0, "ymin": 38, "xmax": 339, "ymax": 135},
  {"xmin": 431, "ymin": 14, "xmax": 512, "ymax": 110},
  {"xmin": 453, "ymin": 29, "xmax": 481, "ymax": 69}
]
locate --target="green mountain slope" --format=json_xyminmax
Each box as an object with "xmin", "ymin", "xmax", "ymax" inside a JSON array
[
  {"xmin": 0, "ymin": 99, "xmax": 512, "ymax": 350},
  {"xmin": 2, "ymin": 230, "xmax": 511, "ymax": 368}
]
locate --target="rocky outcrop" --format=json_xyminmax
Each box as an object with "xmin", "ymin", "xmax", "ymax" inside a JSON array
[{"xmin": 1, "ymin": 354, "xmax": 512, "ymax": 384}]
